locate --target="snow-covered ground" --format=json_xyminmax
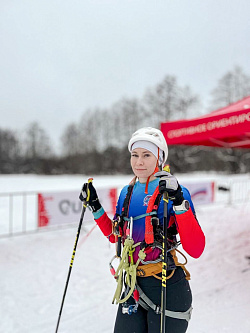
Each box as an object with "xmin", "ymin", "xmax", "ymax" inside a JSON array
[{"xmin": 1, "ymin": 173, "xmax": 250, "ymax": 333}]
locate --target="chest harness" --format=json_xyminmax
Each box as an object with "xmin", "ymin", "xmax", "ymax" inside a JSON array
[{"xmin": 109, "ymin": 182, "xmax": 192, "ymax": 322}]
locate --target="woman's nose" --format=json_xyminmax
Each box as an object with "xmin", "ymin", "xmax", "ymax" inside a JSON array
[{"xmin": 136, "ymin": 156, "xmax": 144, "ymax": 165}]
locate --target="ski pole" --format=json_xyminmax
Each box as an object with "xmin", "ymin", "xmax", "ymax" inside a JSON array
[
  {"xmin": 160, "ymin": 191, "xmax": 169, "ymax": 333},
  {"xmin": 55, "ymin": 178, "xmax": 93, "ymax": 333}
]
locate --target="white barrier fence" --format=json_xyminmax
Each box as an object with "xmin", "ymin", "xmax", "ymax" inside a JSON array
[
  {"xmin": 0, "ymin": 191, "xmax": 38, "ymax": 237},
  {"xmin": 1, "ymin": 180, "xmax": 249, "ymax": 237}
]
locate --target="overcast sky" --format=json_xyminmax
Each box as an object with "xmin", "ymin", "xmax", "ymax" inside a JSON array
[{"xmin": 1, "ymin": 0, "xmax": 250, "ymax": 151}]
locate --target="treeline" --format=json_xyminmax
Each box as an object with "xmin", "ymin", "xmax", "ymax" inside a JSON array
[{"xmin": 1, "ymin": 67, "xmax": 250, "ymax": 175}]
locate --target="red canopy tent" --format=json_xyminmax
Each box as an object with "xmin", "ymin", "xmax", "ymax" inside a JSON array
[{"xmin": 161, "ymin": 96, "xmax": 250, "ymax": 149}]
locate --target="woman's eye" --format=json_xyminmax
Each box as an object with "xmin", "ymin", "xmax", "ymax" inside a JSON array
[{"xmin": 144, "ymin": 154, "xmax": 151, "ymax": 157}]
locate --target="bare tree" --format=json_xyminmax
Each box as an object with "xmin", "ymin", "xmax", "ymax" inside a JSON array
[
  {"xmin": 210, "ymin": 66, "xmax": 250, "ymax": 110},
  {"xmin": 176, "ymin": 86, "xmax": 200, "ymax": 118},
  {"xmin": 0, "ymin": 128, "xmax": 20, "ymax": 172},
  {"xmin": 24, "ymin": 122, "xmax": 53, "ymax": 158},
  {"xmin": 78, "ymin": 109, "xmax": 100, "ymax": 153},
  {"xmin": 108, "ymin": 97, "xmax": 145, "ymax": 149},
  {"xmin": 99, "ymin": 108, "xmax": 114, "ymax": 150},
  {"xmin": 144, "ymin": 75, "xmax": 199, "ymax": 127},
  {"xmin": 61, "ymin": 123, "xmax": 80, "ymax": 156},
  {"xmin": 121, "ymin": 97, "xmax": 144, "ymax": 134}
]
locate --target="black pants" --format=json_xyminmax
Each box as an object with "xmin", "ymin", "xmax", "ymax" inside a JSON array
[{"xmin": 113, "ymin": 267, "xmax": 192, "ymax": 333}]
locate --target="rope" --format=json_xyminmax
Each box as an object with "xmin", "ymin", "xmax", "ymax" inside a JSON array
[
  {"xmin": 112, "ymin": 237, "xmax": 191, "ymax": 305},
  {"xmin": 112, "ymin": 239, "xmax": 142, "ymax": 304}
]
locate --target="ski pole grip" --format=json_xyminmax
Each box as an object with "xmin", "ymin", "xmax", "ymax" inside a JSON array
[
  {"xmin": 86, "ymin": 178, "xmax": 93, "ymax": 204},
  {"xmin": 163, "ymin": 191, "xmax": 169, "ymax": 202}
]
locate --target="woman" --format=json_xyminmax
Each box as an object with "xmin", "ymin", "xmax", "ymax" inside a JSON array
[{"xmin": 80, "ymin": 127, "xmax": 205, "ymax": 333}]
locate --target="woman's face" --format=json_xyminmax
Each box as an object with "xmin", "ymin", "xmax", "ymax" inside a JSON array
[{"xmin": 130, "ymin": 148, "xmax": 157, "ymax": 182}]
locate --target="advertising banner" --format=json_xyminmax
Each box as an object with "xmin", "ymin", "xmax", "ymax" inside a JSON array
[
  {"xmin": 182, "ymin": 181, "xmax": 215, "ymax": 205},
  {"xmin": 38, "ymin": 188, "xmax": 117, "ymax": 227},
  {"xmin": 38, "ymin": 182, "xmax": 214, "ymax": 227}
]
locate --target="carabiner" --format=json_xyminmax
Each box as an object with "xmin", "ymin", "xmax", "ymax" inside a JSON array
[
  {"xmin": 122, "ymin": 302, "xmax": 138, "ymax": 315},
  {"xmin": 109, "ymin": 255, "xmax": 120, "ymax": 278}
]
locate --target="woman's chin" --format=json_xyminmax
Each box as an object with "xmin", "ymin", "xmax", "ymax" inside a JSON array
[{"xmin": 134, "ymin": 172, "xmax": 148, "ymax": 179}]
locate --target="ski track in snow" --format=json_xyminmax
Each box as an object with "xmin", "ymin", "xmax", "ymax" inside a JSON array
[{"xmin": 1, "ymin": 174, "xmax": 250, "ymax": 333}]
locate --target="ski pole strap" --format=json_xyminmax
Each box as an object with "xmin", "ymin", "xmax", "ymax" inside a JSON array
[{"xmin": 137, "ymin": 285, "xmax": 193, "ymax": 322}]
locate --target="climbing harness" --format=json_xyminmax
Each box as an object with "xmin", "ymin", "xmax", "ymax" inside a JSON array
[
  {"xmin": 136, "ymin": 284, "xmax": 193, "ymax": 322},
  {"xmin": 109, "ymin": 179, "xmax": 192, "ymax": 322}
]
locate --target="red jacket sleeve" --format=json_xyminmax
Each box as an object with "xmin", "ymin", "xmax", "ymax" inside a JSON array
[
  {"xmin": 174, "ymin": 209, "xmax": 205, "ymax": 258},
  {"xmin": 94, "ymin": 211, "xmax": 116, "ymax": 243}
]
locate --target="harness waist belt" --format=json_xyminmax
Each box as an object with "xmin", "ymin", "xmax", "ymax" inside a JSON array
[
  {"xmin": 137, "ymin": 262, "xmax": 162, "ymax": 277},
  {"xmin": 136, "ymin": 262, "xmax": 175, "ymax": 280}
]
